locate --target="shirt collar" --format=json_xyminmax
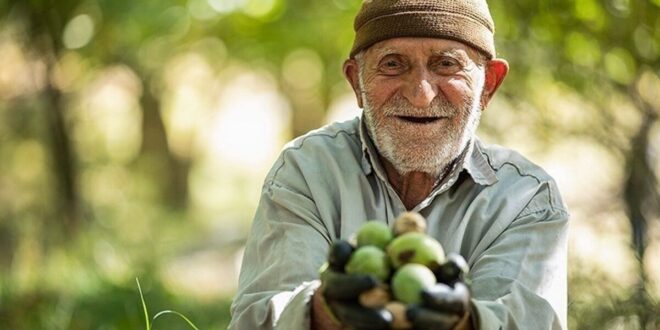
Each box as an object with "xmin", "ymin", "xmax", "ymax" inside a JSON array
[
  {"xmin": 464, "ymin": 138, "xmax": 498, "ymax": 186},
  {"xmin": 358, "ymin": 115, "xmax": 382, "ymax": 178},
  {"xmin": 358, "ymin": 115, "xmax": 498, "ymax": 187}
]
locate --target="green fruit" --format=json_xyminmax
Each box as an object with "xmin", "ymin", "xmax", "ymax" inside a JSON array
[
  {"xmin": 386, "ymin": 232, "xmax": 445, "ymax": 269},
  {"xmin": 345, "ymin": 246, "xmax": 390, "ymax": 282},
  {"xmin": 391, "ymin": 264, "xmax": 436, "ymax": 304},
  {"xmin": 393, "ymin": 212, "xmax": 427, "ymax": 236},
  {"xmin": 356, "ymin": 221, "xmax": 393, "ymax": 250}
]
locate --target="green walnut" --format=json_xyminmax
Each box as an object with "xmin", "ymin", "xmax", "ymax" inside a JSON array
[
  {"xmin": 356, "ymin": 221, "xmax": 393, "ymax": 250},
  {"xmin": 345, "ymin": 246, "xmax": 390, "ymax": 282},
  {"xmin": 386, "ymin": 232, "xmax": 445, "ymax": 269},
  {"xmin": 393, "ymin": 212, "xmax": 427, "ymax": 236},
  {"xmin": 391, "ymin": 264, "xmax": 437, "ymax": 304}
]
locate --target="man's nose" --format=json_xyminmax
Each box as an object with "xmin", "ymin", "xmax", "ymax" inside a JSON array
[{"xmin": 402, "ymin": 71, "xmax": 438, "ymax": 109}]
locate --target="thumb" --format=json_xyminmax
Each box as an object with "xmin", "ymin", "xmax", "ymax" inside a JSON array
[{"xmin": 421, "ymin": 282, "xmax": 471, "ymax": 316}]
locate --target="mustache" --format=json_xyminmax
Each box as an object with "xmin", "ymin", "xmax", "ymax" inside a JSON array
[{"xmin": 379, "ymin": 94, "xmax": 463, "ymax": 118}]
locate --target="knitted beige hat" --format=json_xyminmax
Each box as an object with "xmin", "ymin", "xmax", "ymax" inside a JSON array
[{"xmin": 350, "ymin": 0, "xmax": 496, "ymax": 59}]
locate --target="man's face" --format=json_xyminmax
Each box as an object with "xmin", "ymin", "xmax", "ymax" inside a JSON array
[{"xmin": 355, "ymin": 37, "xmax": 487, "ymax": 177}]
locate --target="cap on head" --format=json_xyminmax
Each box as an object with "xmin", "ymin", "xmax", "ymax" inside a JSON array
[{"xmin": 350, "ymin": 0, "xmax": 496, "ymax": 59}]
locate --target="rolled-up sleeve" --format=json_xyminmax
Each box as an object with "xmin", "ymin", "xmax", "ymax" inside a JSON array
[
  {"xmin": 229, "ymin": 180, "xmax": 331, "ymax": 330},
  {"xmin": 469, "ymin": 184, "xmax": 569, "ymax": 330}
]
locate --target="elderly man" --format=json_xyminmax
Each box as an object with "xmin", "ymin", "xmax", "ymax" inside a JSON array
[{"xmin": 229, "ymin": 0, "xmax": 568, "ymax": 329}]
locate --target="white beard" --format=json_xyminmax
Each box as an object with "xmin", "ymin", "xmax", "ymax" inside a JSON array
[{"xmin": 361, "ymin": 76, "xmax": 484, "ymax": 178}]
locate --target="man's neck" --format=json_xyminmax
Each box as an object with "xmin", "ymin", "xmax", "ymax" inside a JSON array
[{"xmin": 381, "ymin": 157, "xmax": 453, "ymax": 210}]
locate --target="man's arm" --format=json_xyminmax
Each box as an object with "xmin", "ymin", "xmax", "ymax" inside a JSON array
[
  {"xmin": 229, "ymin": 180, "xmax": 332, "ymax": 330},
  {"xmin": 469, "ymin": 183, "xmax": 569, "ymax": 330}
]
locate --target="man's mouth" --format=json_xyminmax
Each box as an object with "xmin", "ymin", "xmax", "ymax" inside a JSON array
[{"xmin": 396, "ymin": 116, "xmax": 443, "ymax": 124}]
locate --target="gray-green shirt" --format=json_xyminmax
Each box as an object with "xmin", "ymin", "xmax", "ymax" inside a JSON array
[{"xmin": 229, "ymin": 117, "xmax": 569, "ymax": 330}]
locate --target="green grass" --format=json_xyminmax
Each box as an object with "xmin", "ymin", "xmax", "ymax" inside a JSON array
[
  {"xmin": 136, "ymin": 278, "xmax": 200, "ymax": 330},
  {"xmin": 0, "ymin": 276, "xmax": 233, "ymax": 329}
]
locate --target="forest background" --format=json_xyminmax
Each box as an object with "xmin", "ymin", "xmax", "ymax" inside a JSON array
[{"xmin": 0, "ymin": 0, "xmax": 659, "ymax": 329}]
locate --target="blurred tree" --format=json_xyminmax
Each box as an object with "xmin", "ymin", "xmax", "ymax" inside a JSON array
[
  {"xmin": 91, "ymin": 0, "xmax": 192, "ymax": 209},
  {"xmin": 5, "ymin": 0, "xmax": 84, "ymax": 238},
  {"xmin": 488, "ymin": 0, "xmax": 660, "ymax": 327},
  {"xmin": 211, "ymin": 0, "xmax": 360, "ymax": 136},
  {"xmin": 3, "ymin": 0, "xmax": 194, "ymax": 231}
]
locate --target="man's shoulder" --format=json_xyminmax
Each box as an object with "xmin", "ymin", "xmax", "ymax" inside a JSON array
[
  {"xmin": 266, "ymin": 117, "xmax": 363, "ymax": 185},
  {"xmin": 475, "ymin": 139, "xmax": 568, "ymax": 215},
  {"xmin": 283, "ymin": 117, "xmax": 361, "ymax": 153},
  {"xmin": 476, "ymin": 139, "xmax": 554, "ymax": 184}
]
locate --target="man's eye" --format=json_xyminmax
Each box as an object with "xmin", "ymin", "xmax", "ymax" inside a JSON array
[
  {"xmin": 379, "ymin": 58, "xmax": 406, "ymax": 74},
  {"xmin": 385, "ymin": 60, "xmax": 400, "ymax": 68},
  {"xmin": 440, "ymin": 59, "xmax": 457, "ymax": 67},
  {"xmin": 433, "ymin": 57, "xmax": 463, "ymax": 74}
]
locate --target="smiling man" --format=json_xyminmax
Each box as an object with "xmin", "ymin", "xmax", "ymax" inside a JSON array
[
  {"xmin": 350, "ymin": 37, "xmax": 502, "ymax": 211},
  {"xmin": 230, "ymin": 1, "xmax": 568, "ymax": 330}
]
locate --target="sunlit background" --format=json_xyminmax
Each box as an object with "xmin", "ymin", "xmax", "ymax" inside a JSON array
[{"xmin": 0, "ymin": 0, "xmax": 658, "ymax": 329}]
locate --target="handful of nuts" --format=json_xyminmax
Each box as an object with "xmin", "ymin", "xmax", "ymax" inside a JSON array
[{"xmin": 320, "ymin": 212, "xmax": 460, "ymax": 329}]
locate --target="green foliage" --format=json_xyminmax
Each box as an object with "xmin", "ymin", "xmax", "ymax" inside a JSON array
[
  {"xmin": 569, "ymin": 259, "xmax": 660, "ymax": 329},
  {"xmin": 0, "ymin": 276, "xmax": 231, "ymax": 329}
]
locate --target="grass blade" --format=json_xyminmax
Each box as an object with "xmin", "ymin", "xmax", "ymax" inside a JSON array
[
  {"xmin": 153, "ymin": 310, "xmax": 201, "ymax": 330},
  {"xmin": 136, "ymin": 278, "xmax": 151, "ymax": 330}
]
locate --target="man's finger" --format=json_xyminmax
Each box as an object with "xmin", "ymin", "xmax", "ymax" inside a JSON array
[
  {"xmin": 406, "ymin": 305, "xmax": 460, "ymax": 330},
  {"xmin": 421, "ymin": 282, "xmax": 470, "ymax": 315},
  {"xmin": 328, "ymin": 240, "xmax": 354, "ymax": 272},
  {"xmin": 329, "ymin": 301, "xmax": 393, "ymax": 330},
  {"xmin": 323, "ymin": 271, "xmax": 378, "ymax": 300},
  {"xmin": 435, "ymin": 253, "xmax": 469, "ymax": 285}
]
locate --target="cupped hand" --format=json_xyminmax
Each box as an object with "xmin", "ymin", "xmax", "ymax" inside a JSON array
[
  {"xmin": 407, "ymin": 254, "xmax": 473, "ymax": 330},
  {"xmin": 315, "ymin": 240, "xmax": 393, "ymax": 330}
]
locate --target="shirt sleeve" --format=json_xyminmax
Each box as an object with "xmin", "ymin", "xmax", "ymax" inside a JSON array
[
  {"xmin": 469, "ymin": 182, "xmax": 569, "ymax": 330},
  {"xmin": 228, "ymin": 179, "xmax": 332, "ymax": 330}
]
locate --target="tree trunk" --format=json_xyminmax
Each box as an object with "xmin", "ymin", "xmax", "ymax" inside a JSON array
[
  {"xmin": 44, "ymin": 79, "xmax": 80, "ymax": 237},
  {"xmin": 138, "ymin": 76, "xmax": 189, "ymax": 210},
  {"xmin": 622, "ymin": 106, "xmax": 658, "ymax": 327}
]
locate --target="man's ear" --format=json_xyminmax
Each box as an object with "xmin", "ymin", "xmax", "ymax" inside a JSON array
[
  {"xmin": 343, "ymin": 58, "xmax": 363, "ymax": 108},
  {"xmin": 480, "ymin": 58, "xmax": 509, "ymax": 109}
]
